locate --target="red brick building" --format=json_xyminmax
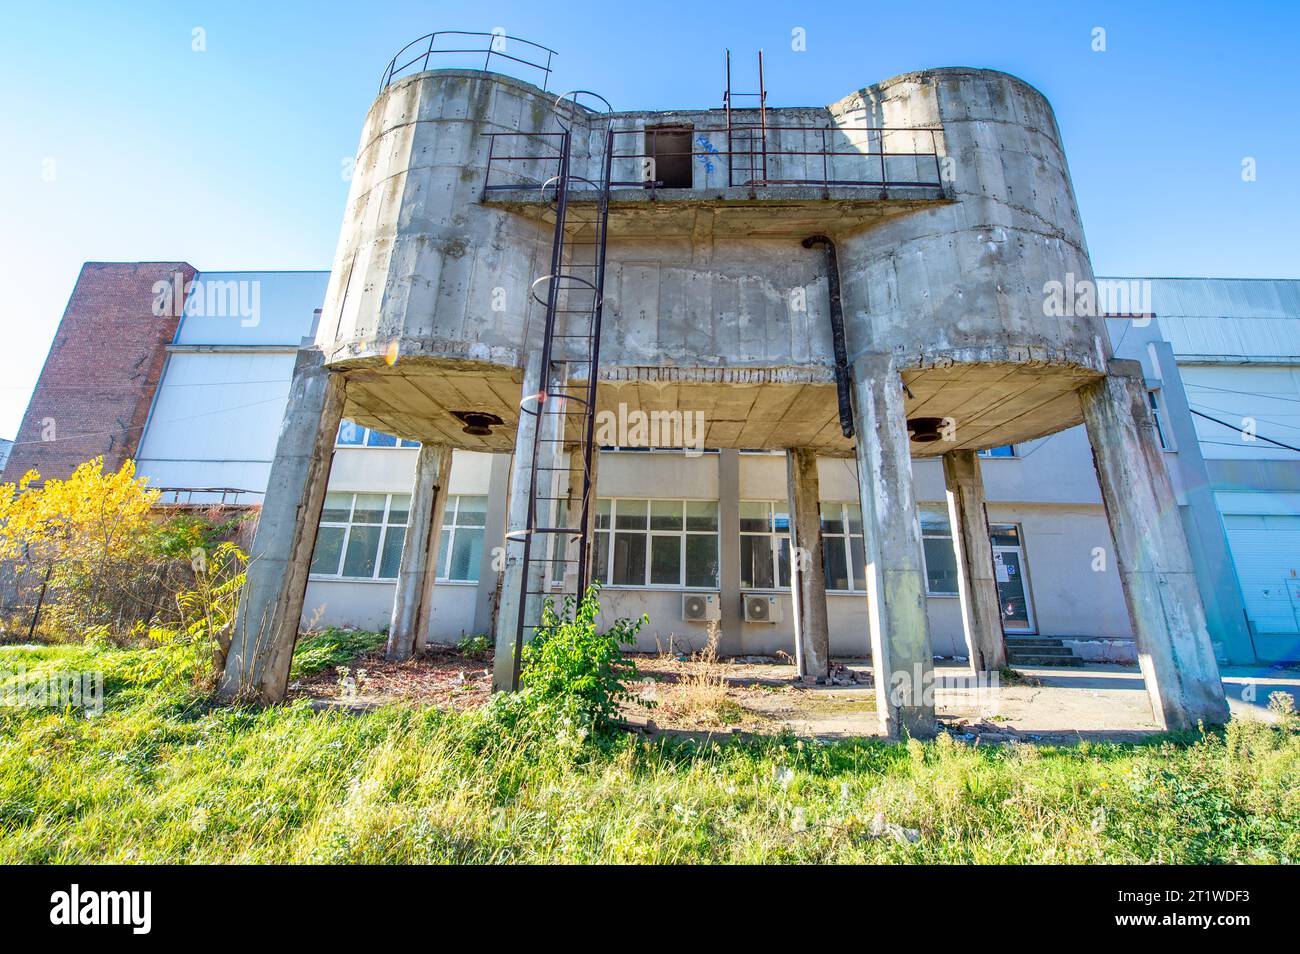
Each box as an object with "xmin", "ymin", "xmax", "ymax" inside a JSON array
[{"xmin": 2, "ymin": 261, "xmax": 194, "ymax": 484}]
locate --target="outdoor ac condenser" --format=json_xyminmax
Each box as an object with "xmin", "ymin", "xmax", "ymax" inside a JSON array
[
  {"xmin": 742, "ymin": 593, "xmax": 782, "ymax": 623},
  {"xmin": 682, "ymin": 593, "xmax": 721, "ymax": 622}
]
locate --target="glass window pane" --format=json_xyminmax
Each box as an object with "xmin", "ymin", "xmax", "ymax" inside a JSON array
[
  {"xmin": 387, "ymin": 493, "xmax": 411, "ymax": 525},
  {"xmin": 614, "ymin": 499, "xmax": 648, "ymax": 530},
  {"xmin": 366, "ymin": 430, "xmax": 398, "ymax": 447},
  {"xmin": 850, "ymin": 535, "xmax": 866, "ymax": 591},
  {"xmin": 336, "ymin": 421, "xmax": 364, "ymax": 446},
  {"xmin": 923, "ymin": 537, "xmax": 959, "ymax": 595},
  {"xmin": 593, "ymin": 530, "xmax": 610, "ymax": 584},
  {"xmin": 595, "ymin": 498, "xmax": 611, "ymax": 530},
  {"xmin": 823, "ymin": 536, "xmax": 850, "ymax": 591},
  {"xmin": 342, "ymin": 525, "xmax": 381, "ymax": 578},
  {"xmin": 650, "ymin": 500, "xmax": 683, "ymax": 531},
  {"xmin": 846, "ymin": 503, "xmax": 863, "ymax": 536},
  {"xmin": 820, "ymin": 503, "xmax": 845, "ymax": 535},
  {"xmin": 322, "ymin": 492, "xmax": 352, "ymax": 523},
  {"xmin": 352, "ymin": 493, "xmax": 387, "ymax": 524},
  {"xmin": 685, "ymin": 534, "xmax": 718, "ymax": 588},
  {"xmin": 777, "ymin": 536, "xmax": 791, "ymax": 588},
  {"xmin": 449, "ymin": 527, "xmax": 483, "ymax": 581},
  {"xmin": 612, "ymin": 531, "xmax": 647, "ymax": 585},
  {"xmin": 773, "ymin": 505, "xmax": 790, "ymax": 535},
  {"xmin": 455, "ymin": 495, "xmax": 488, "ymax": 528},
  {"xmin": 649, "ymin": 534, "xmax": 681, "ymax": 584},
  {"xmin": 310, "ymin": 526, "xmax": 345, "ymax": 576},
  {"xmin": 400, "ymin": 438, "xmax": 421, "ymax": 448},
  {"xmin": 435, "ymin": 528, "xmax": 452, "ymax": 578},
  {"xmin": 739, "ymin": 501, "xmax": 770, "ymax": 533},
  {"xmin": 740, "ymin": 535, "xmax": 774, "ymax": 589},
  {"xmin": 990, "ymin": 524, "xmax": 1021, "ymax": 547},
  {"xmin": 379, "ymin": 526, "xmax": 405, "ymax": 578},
  {"xmin": 685, "ymin": 500, "xmax": 718, "ymax": 532},
  {"xmin": 919, "ymin": 508, "xmax": 951, "ymax": 535}
]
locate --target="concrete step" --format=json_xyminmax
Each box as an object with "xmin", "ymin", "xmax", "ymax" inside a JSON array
[
  {"xmin": 1007, "ymin": 645, "xmax": 1074, "ymax": 656},
  {"xmin": 1005, "ymin": 637, "xmax": 1066, "ymax": 648},
  {"xmin": 1008, "ymin": 652, "xmax": 1085, "ymax": 667}
]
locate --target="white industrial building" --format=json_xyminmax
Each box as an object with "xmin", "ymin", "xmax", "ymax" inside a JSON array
[{"xmin": 132, "ymin": 270, "xmax": 1299, "ymax": 665}]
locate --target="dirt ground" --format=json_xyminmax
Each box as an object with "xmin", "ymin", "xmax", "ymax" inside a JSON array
[
  {"xmin": 291, "ymin": 648, "xmax": 1299, "ymax": 742},
  {"xmin": 290, "ymin": 646, "xmax": 492, "ymax": 711}
]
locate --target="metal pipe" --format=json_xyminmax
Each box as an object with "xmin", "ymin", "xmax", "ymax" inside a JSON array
[{"xmin": 802, "ymin": 235, "xmax": 854, "ymax": 438}]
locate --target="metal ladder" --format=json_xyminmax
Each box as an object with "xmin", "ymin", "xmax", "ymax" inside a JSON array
[
  {"xmin": 724, "ymin": 49, "xmax": 768, "ymax": 187},
  {"xmin": 509, "ymin": 99, "xmax": 614, "ymax": 685}
]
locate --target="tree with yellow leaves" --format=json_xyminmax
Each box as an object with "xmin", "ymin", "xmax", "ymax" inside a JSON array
[{"xmin": 0, "ymin": 458, "xmax": 160, "ymax": 637}]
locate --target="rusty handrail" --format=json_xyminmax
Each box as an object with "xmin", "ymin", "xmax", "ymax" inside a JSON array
[{"xmin": 380, "ymin": 31, "xmax": 557, "ymax": 92}]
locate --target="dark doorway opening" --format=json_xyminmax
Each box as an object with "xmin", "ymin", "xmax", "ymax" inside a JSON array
[{"xmin": 645, "ymin": 126, "xmax": 694, "ymax": 188}]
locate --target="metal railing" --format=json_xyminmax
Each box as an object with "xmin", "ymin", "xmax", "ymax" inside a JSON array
[
  {"xmin": 153, "ymin": 487, "xmax": 260, "ymax": 506},
  {"xmin": 380, "ymin": 31, "xmax": 557, "ymax": 92},
  {"xmin": 483, "ymin": 124, "xmax": 944, "ymax": 195}
]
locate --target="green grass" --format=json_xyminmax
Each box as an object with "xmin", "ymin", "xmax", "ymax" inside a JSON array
[
  {"xmin": 290, "ymin": 628, "xmax": 388, "ymax": 680},
  {"xmin": 0, "ymin": 642, "xmax": 1296, "ymax": 863}
]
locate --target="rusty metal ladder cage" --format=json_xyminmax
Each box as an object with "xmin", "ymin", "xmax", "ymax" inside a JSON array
[
  {"xmin": 724, "ymin": 49, "xmax": 768, "ymax": 187},
  {"xmin": 509, "ymin": 93, "xmax": 616, "ymax": 685}
]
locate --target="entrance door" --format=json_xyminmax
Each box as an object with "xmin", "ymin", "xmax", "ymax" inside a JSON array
[{"xmin": 990, "ymin": 524, "xmax": 1035, "ymax": 634}]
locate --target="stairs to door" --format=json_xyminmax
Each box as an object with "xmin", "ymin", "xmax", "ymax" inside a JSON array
[{"xmin": 1004, "ymin": 636, "xmax": 1084, "ymax": 667}]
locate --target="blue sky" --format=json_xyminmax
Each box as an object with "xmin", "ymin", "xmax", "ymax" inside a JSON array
[{"xmin": 1, "ymin": 0, "xmax": 1297, "ymax": 437}]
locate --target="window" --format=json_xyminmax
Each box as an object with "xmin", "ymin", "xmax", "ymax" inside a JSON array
[
  {"xmin": 919, "ymin": 508, "xmax": 959, "ymax": 596},
  {"xmin": 977, "ymin": 445, "xmax": 1016, "ymax": 458},
  {"xmin": 820, "ymin": 502, "xmax": 866, "ymax": 591},
  {"xmin": 311, "ymin": 492, "xmax": 411, "ymax": 580},
  {"xmin": 1147, "ymin": 390, "xmax": 1169, "ymax": 449},
  {"xmin": 435, "ymin": 495, "xmax": 487, "ymax": 582},
  {"xmin": 644, "ymin": 126, "xmax": 693, "ymax": 188},
  {"xmin": 739, "ymin": 500, "xmax": 792, "ymax": 590},
  {"xmin": 592, "ymin": 498, "xmax": 719, "ymax": 588},
  {"xmin": 337, "ymin": 420, "xmax": 419, "ymax": 448}
]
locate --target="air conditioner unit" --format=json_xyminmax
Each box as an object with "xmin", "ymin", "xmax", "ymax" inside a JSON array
[
  {"xmin": 682, "ymin": 592, "xmax": 721, "ymax": 622},
  {"xmin": 743, "ymin": 593, "xmax": 782, "ymax": 623}
]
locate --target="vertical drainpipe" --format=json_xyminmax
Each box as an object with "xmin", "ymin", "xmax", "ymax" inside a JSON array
[{"xmin": 802, "ymin": 235, "xmax": 854, "ymax": 438}]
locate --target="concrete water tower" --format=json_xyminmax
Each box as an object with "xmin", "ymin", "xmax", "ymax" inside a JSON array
[{"xmin": 220, "ymin": 32, "xmax": 1228, "ymax": 737}]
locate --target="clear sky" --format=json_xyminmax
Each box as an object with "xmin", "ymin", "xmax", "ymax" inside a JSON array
[{"xmin": 1, "ymin": 0, "xmax": 1297, "ymax": 438}]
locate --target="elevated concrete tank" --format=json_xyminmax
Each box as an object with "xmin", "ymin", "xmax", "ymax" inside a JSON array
[{"xmin": 222, "ymin": 47, "xmax": 1228, "ymax": 740}]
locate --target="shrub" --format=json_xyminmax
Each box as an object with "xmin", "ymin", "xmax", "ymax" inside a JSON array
[
  {"xmin": 0, "ymin": 458, "xmax": 248, "ymax": 642},
  {"xmin": 518, "ymin": 586, "xmax": 645, "ymax": 735},
  {"xmin": 457, "ymin": 634, "xmax": 492, "ymax": 659},
  {"xmin": 291, "ymin": 629, "xmax": 388, "ymax": 680}
]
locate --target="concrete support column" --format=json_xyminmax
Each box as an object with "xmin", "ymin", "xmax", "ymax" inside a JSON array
[
  {"xmin": 717, "ymin": 449, "xmax": 742, "ymax": 655},
  {"xmin": 1080, "ymin": 361, "xmax": 1230, "ymax": 729},
  {"xmin": 219, "ymin": 347, "xmax": 345, "ymax": 703},
  {"xmin": 942, "ymin": 449, "xmax": 1007, "ymax": 673},
  {"xmin": 786, "ymin": 448, "xmax": 831, "ymax": 681},
  {"xmin": 473, "ymin": 452, "xmax": 512, "ymax": 637},
  {"xmin": 850, "ymin": 354, "xmax": 936, "ymax": 738},
  {"xmin": 492, "ymin": 354, "xmax": 563, "ymax": 691},
  {"xmin": 386, "ymin": 443, "xmax": 453, "ymax": 661},
  {"xmin": 570, "ymin": 447, "xmax": 601, "ymax": 594}
]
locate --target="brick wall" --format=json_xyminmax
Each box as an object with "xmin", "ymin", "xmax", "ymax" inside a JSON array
[{"xmin": 2, "ymin": 261, "xmax": 195, "ymax": 484}]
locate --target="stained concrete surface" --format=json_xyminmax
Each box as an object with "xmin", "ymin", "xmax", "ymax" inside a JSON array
[{"xmin": 627, "ymin": 657, "xmax": 1298, "ymax": 741}]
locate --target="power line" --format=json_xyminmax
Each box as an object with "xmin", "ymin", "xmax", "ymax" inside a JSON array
[{"xmin": 1188, "ymin": 408, "xmax": 1300, "ymax": 454}]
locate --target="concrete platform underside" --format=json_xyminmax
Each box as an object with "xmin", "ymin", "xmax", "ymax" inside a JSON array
[{"xmin": 327, "ymin": 359, "xmax": 1101, "ymax": 457}]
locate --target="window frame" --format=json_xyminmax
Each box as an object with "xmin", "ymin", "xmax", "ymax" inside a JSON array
[
  {"xmin": 738, "ymin": 499, "xmax": 793, "ymax": 592},
  {"xmin": 310, "ymin": 491, "xmax": 411, "ymax": 582},
  {"xmin": 592, "ymin": 497, "xmax": 720, "ymax": 590},
  {"xmin": 436, "ymin": 494, "xmax": 488, "ymax": 584},
  {"xmin": 1146, "ymin": 388, "xmax": 1173, "ymax": 451},
  {"xmin": 819, "ymin": 501, "xmax": 866, "ymax": 593},
  {"xmin": 918, "ymin": 506, "xmax": 960, "ymax": 598},
  {"xmin": 336, "ymin": 420, "xmax": 420, "ymax": 448}
]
